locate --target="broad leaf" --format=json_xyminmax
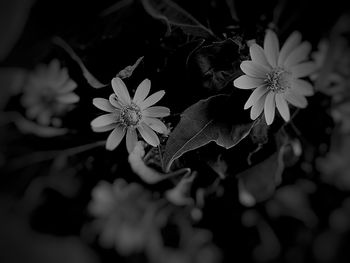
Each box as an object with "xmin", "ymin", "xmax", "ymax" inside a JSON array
[
  {"xmin": 53, "ymin": 37, "xmax": 107, "ymax": 88},
  {"xmin": 141, "ymin": 0, "xmax": 216, "ymax": 39},
  {"xmin": 163, "ymin": 94, "xmax": 255, "ymax": 172}
]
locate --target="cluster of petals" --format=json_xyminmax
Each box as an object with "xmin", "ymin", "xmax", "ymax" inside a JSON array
[
  {"xmin": 21, "ymin": 59, "xmax": 79, "ymax": 126},
  {"xmin": 234, "ymin": 30, "xmax": 316, "ymax": 125},
  {"xmin": 91, "ymin": 77, "xmax": 170, "ymax": 152}
]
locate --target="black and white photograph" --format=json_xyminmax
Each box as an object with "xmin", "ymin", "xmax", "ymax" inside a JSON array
[{"xmin": 1, "ymin": 0, "xmax": 350, "ymax": 262}]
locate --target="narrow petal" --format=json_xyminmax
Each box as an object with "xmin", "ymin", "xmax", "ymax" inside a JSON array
[
  {"xmin": 142, "ymin": 106, "xmax": 170, "ymax": 118},
  {"xmin": 290, "ymin": 62, "xmax": 316, "ymax": 78},
  {"xmin": 283, "ymin": 91, "xmax": 308, "ymax": 108},
  {"xmin": 250, "ymin": 44, "xmax": 271, "ymax": 68},
  {"xmin": 291, "ymin": 79, "xmax": 314, "ymax": 96},
  {"xmin": 264, "ymin": 92, "xmax": 276, "ymax": 125},
  {"xmin": 284, "ymin": 42, "xmax": 312, "ymax": 68},
  {"xmin": 109, "ymin": 94, "xmax": 123, "ymax": 109},
  {"xmin": 240, "ymin": 61, "xmax": 269, "ymax": 78},
  {"xmin": 142, "ymin": 117, "xmax": 168, "ymax": 134},
  {"xmin": 111, "ymin": 77, "xmax": 131, "ymax": 105},
  {"xmin": 139, "ymin": 90, "xmax": 165, "ymax": 110},
  {"xmin": 264, "ymin": 30, "xmax": 280, "ymax": 67},
  {"xmin": 91, "ymin": 113, "xmax": 119, "ymax": 128},
  {"xmin": 93, "ymin": 98, "xmax": 116, "ymax": 112},
  {"xmin": 233, "ymin": 75, "xmax": 264, "ymax": 89},
  {"xmin": 48, "ymin": 59, "xmax": 60, "ymax": 76},
  {"xmin": 106, "ymin": 126, "xmax": 126, "ymax": 151},
  {"xmin": 137, "ymin": 122, "xmax": 160, "ymax": 147},
  {"xmin": 275, "ymin": 94, "xmax": 290, "ymax": 122},
  {"xmin": 133, "ymin": 79, "xmax": 151, "ymax": 105},
  {"xmin": 56, "ymin": 93, "xmax": 79, "ymax": 104},
  {"xmin": 250, "ymin": 93, "xmax": 268, "ymax": 120},
  {"xmin": 126, "ymin": 128, "xmax": 138, "ymax": 153},
  {"xmin": 58, "ymin": 79, "xmax": 77, "ymax": 93},
  {"xmin": 92, "ymin": 124, "xmax": 117, "ymax": 133},
  {"xmin": 244, "ymin": 85, "xmax": 269, "ymax": 109},
  {"xmin": 278, "ymin": 31, "xmax": 302, "ymax": 66}
]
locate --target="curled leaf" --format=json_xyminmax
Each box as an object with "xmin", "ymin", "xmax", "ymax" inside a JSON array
[
  {"xmin": 52, "ymin": 37, "xmax": 107, "ymax": 88},
  {"xmin": 165, "ymin": 171, "xmax": 196, "ymax": 206},
  {"xmin": 129, "ymin": 141, "xmax": 191, "ymax": 184},
  {"xmin": 116, "ymin": 56, "xmax": 144, "ymax": 79}
]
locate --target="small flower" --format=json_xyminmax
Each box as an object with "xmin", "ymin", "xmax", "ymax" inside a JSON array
[
  {"xmin": 21, "ymin": 59, "xmax": 79, "ymax": 126},
  {"xmin": 91, "ymin": 77, "xmax": 170, "ymax": 152},
  {"xmin": 89, "ymin": 179, "xmax": 158, "ymax": 255},
  {"xmin": 234, "ymin": 30, "xmax": 316, "ymax": 125}
]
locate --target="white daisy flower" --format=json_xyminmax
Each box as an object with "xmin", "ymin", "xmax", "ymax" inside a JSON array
[
  {"xmin": 234, "ymin": 30, "xmax": 316, "ymax": 125},
  {"xmin": 91, "ymin": 77, "xmax": 170, "ymax": 152},
  {"xmin": 21, "ymin": 59, "xmax": 79, "ymax": 126}
]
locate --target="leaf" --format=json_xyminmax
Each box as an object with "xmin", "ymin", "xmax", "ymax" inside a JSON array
[
  {"xmin": 163, "ymin": 94, "xmax": 255, "ymax": 172},
  {"xmin": 52, "ymin": 37, "xmax": 107, "ymax": 88},
  {"xmin": 116, "ymin": 56, "xmax": 144, "ymax": 79},
  {"xmin": 238, "ymin": 145, "xmax": 285, "ymax": 204},
  {"xmin": 15, "ymin": 114, "xmax": 68, "ymax": 137},
  {"xmin": 141, "ymin": 0, "xmax": 216, "ymax": 38}
]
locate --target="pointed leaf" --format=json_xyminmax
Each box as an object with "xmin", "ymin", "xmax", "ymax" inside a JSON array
[{"xmin": 163, "ymin": 95, "xmax": 255, "ymax": 172}]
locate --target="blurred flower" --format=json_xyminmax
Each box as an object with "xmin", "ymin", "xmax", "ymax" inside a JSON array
[
  {"xmin": 89, "ymin": 179, "xmax": 159, "ymax": 255},
  {"xmin": 91, "ymin": 77, "xmax": 170, "ymax": 152},
  {"xmin": 234, "ymin": 30, "xmax": 315, "ymax": 125},
  {"xmin": 21, "ymin": 59, "xmax": 79, "ymax": 126}
]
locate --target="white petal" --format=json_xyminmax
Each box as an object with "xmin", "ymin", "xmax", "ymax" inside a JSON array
[
  {"xmin": 233, "ymin": 75, "xmax": 264, "ymax": 89},
  {"xmin": 37, "ymin": 110, "xmax": 51, "ymax": 126},
  {"xmin": 283, "ymin": 91, "xmax": 308, "ymax": 108},
  {"xmin": 240, "ymin": 61, "xmax": 269, "ymax": 78},
  {"xmin": 250, "ymin": 93, "xmax": 267, "ymax": 120},
  {"xmin": 56, "ymin": 93, "xmax": 79, "ymax": 104},
  {"xmin": 244, "ymin": 85, "xmax": 269, "ymax": 109},
  {"xmin": 91, "ymin": 113, "xmax": 119, "ymax": 128},
  {"xmin": 126, "ymin": 128, "xmax": 138, "ymax": 153},
  {"xmin": 111, "ymin": 77, "xmax": 131, "ymax": 105},
  {"xmin": 142, "ymin": 106, "xmax": 170, "ymax": 118},
  {"xmin": 106, "ymin": 126, "xmax": 126, "ymax": 151},
  {"xmin": 278, "ymin": 31, "xmax": 302, "ymax": 66},
  {"xmin": 264, "ymin": 92, "xmax": 276, "ymax": 125},
  {"xmin": 133, "ymin": 79, "xmax": 151, "ymax": 104},
  {"xmin": 139, "ymin": 90, "xmax": 165, "ymax": 109},
  {"xmin": 93, "ymin": 98, "xmax": 116, "ymax": 112},
  {"xmin": 48, "ymin": 59, "xmax": 60, "ymax": 76},
  {"xmin": 137, "ymin": 122, "xmax": 160, "ymax": 147},
  {"xmin": 109, "ymin": 94, "xmax": 123, "ymax": 109},
  {"xmin": 92, "ymin": 124, "xmax": 117, "ymax": 133},
  {"xmin": 290, "ymin": 62, "xmax": 316, "ymax": 78},
  {"xmin": 143, "ymin": 117, "xmax": 168, "ymax": 134},
  {"xmin": 58, "ymin": 80, "xmax": 77, "ymax": 93},
  {"xmin": 264, "ymin": 30, "xmax": 280, "ymax": 67},
  {"xmin": 291, "ymin": 79, "xmax": 314, "ymax": 96},
  {"xmin": 250, "ymin": 44, "xmax": 271, "ymax": 68},
  {"xmin": 284, "ymin": 42, "xmax": 312, "ymax": 68},
  {"xmin": 275, "ymin": 94, "xmax": 290, "ymax": 122}
]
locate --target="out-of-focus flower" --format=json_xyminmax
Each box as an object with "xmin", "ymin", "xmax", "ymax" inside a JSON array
[
  {"xmin": 89, "ymin": 179, "xmax": 159, "ymax": 255},
  {"xmin": 91, "ymin": 77, "xmax": 170, "ymax": 152},
  {"xmin": 21, "ymin": 59, "xmax": 79, "ymax": 126},
  {"xmin": 234, "ymin": 30, "xmax": 315, "ymax": 125}
]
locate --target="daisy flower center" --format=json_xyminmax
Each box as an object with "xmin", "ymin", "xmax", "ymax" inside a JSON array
[
  {"xmin": 120, "ymin": 103, "xmax": 142, "ymax": 127},
  {"xmin": 265, "ymin": 68, "xmax": 291, "ymax": 93}
]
